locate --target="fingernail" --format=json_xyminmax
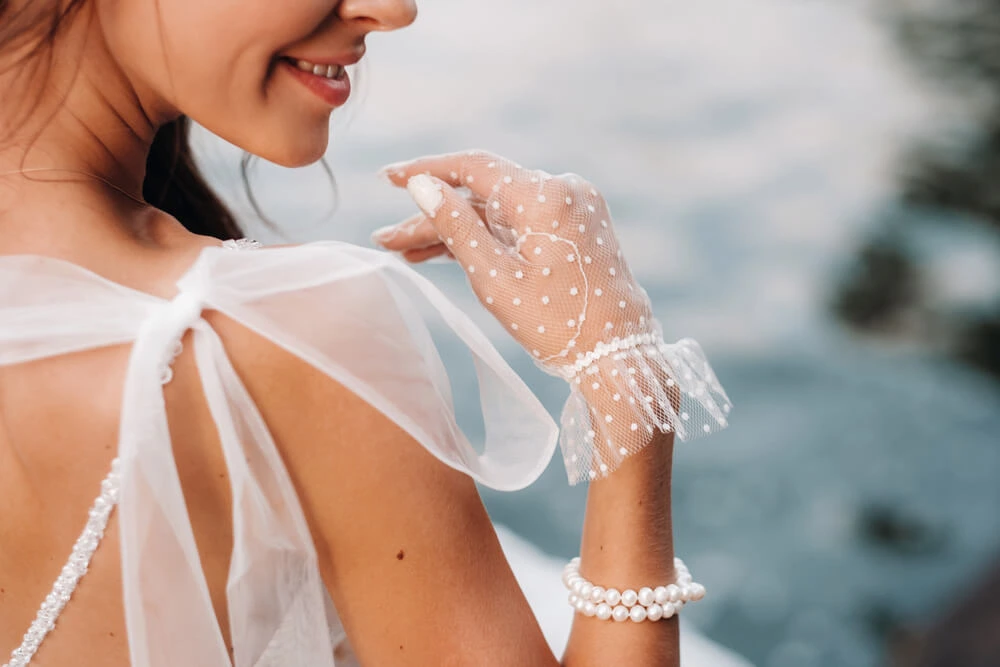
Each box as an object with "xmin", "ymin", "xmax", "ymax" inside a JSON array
[
  {"xmin": 407, "ymin": 174, "xmax": 444, "ymax": 218},
  {"xmin": 371, "ymin": 224, "xmax": 398, "ymax": 245}
]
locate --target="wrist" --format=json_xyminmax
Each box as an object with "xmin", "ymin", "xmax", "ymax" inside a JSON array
[{"xmin": 579, "ymin": 435, "xmax": 675, "ymax": 584}]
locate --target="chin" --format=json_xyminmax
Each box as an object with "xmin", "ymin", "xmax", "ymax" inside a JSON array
[
  {"xmin": 264, "ymin": 123, "xmax": 331, "ymax": 168},
  {"xmin": 221, "ymin": 117, "xmax": 331, "ymax": 169}
]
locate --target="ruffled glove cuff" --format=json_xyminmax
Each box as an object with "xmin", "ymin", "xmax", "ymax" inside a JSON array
[{"xmin": 542, "ymin": 325, "xmax": 731, "ymax": 485}]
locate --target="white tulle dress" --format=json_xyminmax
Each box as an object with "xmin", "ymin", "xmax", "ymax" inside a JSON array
[{"xmin": 1, "ymin": 238, "xmax": 750, "ymax": 667}]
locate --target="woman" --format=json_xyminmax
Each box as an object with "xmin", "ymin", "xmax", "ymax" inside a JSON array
[{"xmin": 0, "ymin": 1, "xmax": 734, "ymax": 665}]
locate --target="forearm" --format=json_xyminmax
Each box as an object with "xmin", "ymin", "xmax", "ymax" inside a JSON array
[{"xmin": 561, "ymin": 430, "xmax": 678, "ymax": 667}]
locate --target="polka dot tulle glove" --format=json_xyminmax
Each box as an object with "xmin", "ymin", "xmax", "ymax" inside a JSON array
[{"xmin": 379, "ymin": 151, "xmax": 731, "ymax": 484}]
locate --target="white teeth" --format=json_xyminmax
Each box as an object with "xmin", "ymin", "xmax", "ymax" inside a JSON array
[{"xmin": 293, "ymin": 58, "xmax": 343, "ymax": 80}]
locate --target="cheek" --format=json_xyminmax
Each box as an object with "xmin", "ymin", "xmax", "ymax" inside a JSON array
[
  {"xmin": 170, "ymin": 3, "xmax": 338, "ymax": 167},
  {"xmin": 100, "ymin": 0, "xmax": 334, "ymax": 166}
]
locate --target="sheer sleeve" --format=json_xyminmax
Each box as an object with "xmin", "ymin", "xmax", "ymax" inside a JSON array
[{"xmin": 184, "ymin": 241, "xmax": 560, "ymax": 490}]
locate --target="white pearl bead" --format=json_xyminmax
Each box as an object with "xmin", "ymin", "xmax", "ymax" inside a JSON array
[
  {"xmin": 612, "ymin": 605, "xmax": 629, "ymax": 622},
  {"xmin": 689, "ymin": 583, "xmax": 706, "ymax": 601},
  {"xmin": 654, "ymin": 586, "xmax": 669, "ymax": 605},
  {"xmin": 571, "ymin": 579, "xmax": 584, "ymax": 595},
  {"xmin": 595, "ymin": 603, "xmax": 612, "ymax": 621},
  {"xmin": 589, "ymin": 586, "xmax": 605, "ymax": 604},
  {"xmin": 575, "ymin": 597, "xmax": 587, "ymax": 612},
  {"xmin": 638, "ymin": 587, "xmax": 655, "ymax": 606},
  {"xmin": 604, "ymin": 588, "xmax": 621, "ymax": 606},
  {"xmin": 665, "ymin": 584, "xmax": 681, "ymax": 603},
  {"xmin": 661, "ymin": 602, "xmax": 676, "ymax": 618},
  {"xmin": 621, "ymin": 589, "xmax": 638, "ymax": 607},
  {"xmin": 629, "ymin": 606, "xmax": 647, "ymax": 623},
  {"xmin": 583, "ymin": 601, "xmax": 597, "ymax": 617},
  {"xmin": 646, "ymin": 603, "xmax": 664, "ymax": 621},
  {"xmin": 579, "ymin": 582, "xmax": 593, "ymax": 600}
]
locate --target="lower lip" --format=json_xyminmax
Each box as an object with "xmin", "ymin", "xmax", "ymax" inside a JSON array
[{"xmin": 280, "ymin": 60, "xmax": 351, "ymax": 107}]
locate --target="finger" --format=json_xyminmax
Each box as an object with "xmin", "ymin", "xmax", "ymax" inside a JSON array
[
  {"xmin": 383, "ymin": 152, "xmax": 578, "ymax": 246},
  {"xmin": 372, "ymin": 213, "xmax": 444, "ymax": 252},
  {"xmin": 381, "ymin": 150, "xmax": 526, "ymax": 202},
  {"xmin": 400, "ymin": 244, "xmax": 452, "ymax": 263},
  {"xmin": 406, "ymin": 173, "xmax": 508, "ymax": 271},
  {"xmin": 379, "ymin": 150, "xmax": 501, "ymax": 187}
]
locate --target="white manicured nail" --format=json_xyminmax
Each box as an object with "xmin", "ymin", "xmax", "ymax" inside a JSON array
[
  {"xmin": 407, "ymin": 174, "xmax": 444, "ymax": 218},
  {"xmin": 371, "ymin": 224, "xmax": 399, "ymax": 245}
]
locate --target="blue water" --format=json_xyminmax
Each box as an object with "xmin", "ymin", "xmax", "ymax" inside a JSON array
[{"xmin": 195, "ymin": 1, "xmax": 1000, "ymax": 664}]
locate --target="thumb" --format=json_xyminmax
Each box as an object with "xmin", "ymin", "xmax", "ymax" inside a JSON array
[{"xmin": 406, "ymin": 174, "xmax": 502, "ymax": 269}]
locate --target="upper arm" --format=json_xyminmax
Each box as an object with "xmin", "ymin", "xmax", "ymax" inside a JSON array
[{"xmin": 204, "ymin": 309, "xmax": 559, "ymax": 666}]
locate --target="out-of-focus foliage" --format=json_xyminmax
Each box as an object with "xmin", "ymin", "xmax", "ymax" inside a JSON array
[{"xmin": 835, "ymin": 0, "xmax": 1000, "ymax": 378}]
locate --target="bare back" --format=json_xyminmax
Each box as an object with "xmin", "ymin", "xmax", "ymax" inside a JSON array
[{"xmin": 0, "ymin": 236, "xmax": 237, "ymax": 665}]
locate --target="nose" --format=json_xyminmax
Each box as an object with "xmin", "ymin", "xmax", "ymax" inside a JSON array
[{"xmin": 338, "ymin": 0, "xmax": 418, "ymax": 32}]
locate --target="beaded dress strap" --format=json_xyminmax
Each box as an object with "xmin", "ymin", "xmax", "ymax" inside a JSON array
[{"xmin": 2, "ymin": 238, "xmax": 261, "ymax": 667}]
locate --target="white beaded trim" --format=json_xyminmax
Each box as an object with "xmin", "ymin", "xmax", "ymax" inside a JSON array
[
  {"xmin": 220, "ymin": 237, "xmax": 262, "ymax": 251},
  {"xmin": 566, "ymin": 333, "xmax": 663, "ymax": 378},
  {"xmin": 3, "ymin": 460, "xmax": 121, "ymax": 667},
  {"xmin": 561, "ymin": 556, "xmax": 705, "ymax": 623}
]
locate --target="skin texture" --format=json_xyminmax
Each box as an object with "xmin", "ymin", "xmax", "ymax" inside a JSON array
[{"xmin": 0, "ymin": 2, "xmax": 680, "ymax": 666}]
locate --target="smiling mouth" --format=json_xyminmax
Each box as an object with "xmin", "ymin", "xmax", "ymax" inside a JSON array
[{"xmin": 279, "ymin": 57, "xmax": 346, "ymax": 81}]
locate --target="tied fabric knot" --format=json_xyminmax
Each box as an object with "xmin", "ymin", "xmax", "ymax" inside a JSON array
[{"xmin": 143, "ymin": 287, "xmax": 206, "ymax": 385}]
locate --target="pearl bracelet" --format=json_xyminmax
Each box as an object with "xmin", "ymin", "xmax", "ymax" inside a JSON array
[{"xmin": 562, "ymin": 556, "xmax": 705, "ymax": 623}]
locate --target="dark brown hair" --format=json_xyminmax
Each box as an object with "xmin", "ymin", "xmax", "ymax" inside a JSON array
[{"xmin": 0, "ymin": 0, "xmax": 306, "ymax": 241}]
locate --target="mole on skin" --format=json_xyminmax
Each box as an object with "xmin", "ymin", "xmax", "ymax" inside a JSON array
[{"xmin": 396, "ymin": 549, "xmax": 405, "ymax": 560}]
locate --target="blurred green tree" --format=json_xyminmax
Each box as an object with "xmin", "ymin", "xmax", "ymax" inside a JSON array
[{"xmin": 834, "ymin": 0, "xmax": 1000, "ymax": 378}]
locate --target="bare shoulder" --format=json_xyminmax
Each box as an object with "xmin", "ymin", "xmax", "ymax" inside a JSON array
[{"xmin": 201, "ymin": 308, "xmax": 557, "ymax": 666}]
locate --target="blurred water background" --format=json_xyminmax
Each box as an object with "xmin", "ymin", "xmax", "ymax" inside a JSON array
[{"xmin": 194, "ymin": 1, "xmax": 1000, "ymax": 665}]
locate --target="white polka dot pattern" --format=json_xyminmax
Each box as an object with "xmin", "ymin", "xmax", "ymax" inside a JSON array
[{"xmin": 401, "ymin": 151, "xmax": 731, "ymax": 484}]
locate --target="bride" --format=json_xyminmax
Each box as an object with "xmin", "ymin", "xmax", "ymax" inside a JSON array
[{"xmin": 0, "ymin": 1, "xmax": 745, "ymax": 665}]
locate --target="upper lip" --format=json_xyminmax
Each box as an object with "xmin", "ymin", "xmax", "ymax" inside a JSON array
[{"xmin": 282, "ymin": 47, "xmax": 365, "ymax": 67}]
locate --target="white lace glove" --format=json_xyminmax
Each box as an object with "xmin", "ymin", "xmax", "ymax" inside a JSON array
[{"xmin": 377, "ymin": 151, "xmax": 731, "ymax": 484}]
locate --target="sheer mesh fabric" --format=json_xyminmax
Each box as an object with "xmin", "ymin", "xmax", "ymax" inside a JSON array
[{"xmin": 391, "ymin": 151, "xmax": 732, "ymax": 483}]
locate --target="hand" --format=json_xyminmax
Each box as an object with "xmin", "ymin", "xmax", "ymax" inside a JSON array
[
  {"xmin": 378, "ymin": 150, "xmax": 731, "ymax": 484},
  {"xmin": 377, "ymin": 150, "xmax": 656, "ymax": 375}
]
